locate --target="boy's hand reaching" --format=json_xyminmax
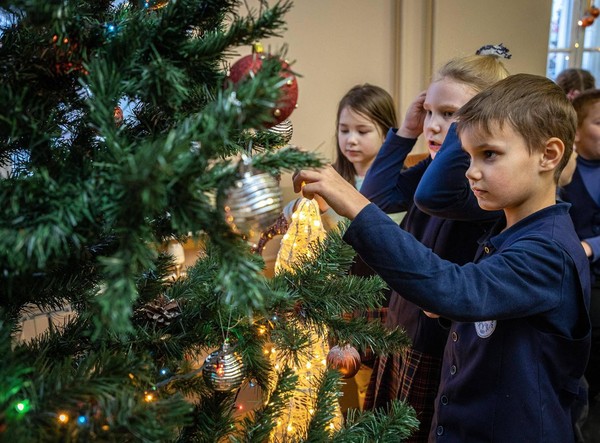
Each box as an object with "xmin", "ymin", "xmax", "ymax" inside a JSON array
[
  {"xmin": 396, "ymin": 90, "xmax": 427, "ymax": 139},
  {"xmin": 293, "ymin": 165, "xmax": 371, "ymax": 220}
]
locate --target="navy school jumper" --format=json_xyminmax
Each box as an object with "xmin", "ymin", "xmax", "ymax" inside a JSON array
[
  {"xmin": 361, "ymin": 128, "xmax": 494, "ymax": 355},
  {"xmin": 344, "ymin": 202, "xmax": 590, "ymax": 442}
]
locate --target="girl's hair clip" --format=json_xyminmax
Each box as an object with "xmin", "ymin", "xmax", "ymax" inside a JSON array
[{"xmin": 476, "ymin": 43, "xmax": 512, "ymax": 59}]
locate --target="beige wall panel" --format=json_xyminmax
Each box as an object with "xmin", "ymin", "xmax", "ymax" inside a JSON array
[{"xmin": 431, "ymin": 0, "xmax": 552, "ymax": 76}]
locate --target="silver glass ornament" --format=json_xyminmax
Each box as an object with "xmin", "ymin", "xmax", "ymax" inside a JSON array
[
  {"xmin": 202, "ymin": 342, "xmax": 245, "ymax": 392},
  {"xmin": 225, "ymin": 167, "xmax": 283, "ymax": 238},
  {"xmin": 267, "ymin": 119, "xmax": 293, "ymax": 147}
]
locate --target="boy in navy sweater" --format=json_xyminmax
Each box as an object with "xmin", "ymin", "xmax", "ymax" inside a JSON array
[
  {"xmin": 560, "ymin": 88, "xmax": 600, "ymax": 427},
  {"xmin": 293, "ymin": 74, "xmax": 591, "ymax": 442}
]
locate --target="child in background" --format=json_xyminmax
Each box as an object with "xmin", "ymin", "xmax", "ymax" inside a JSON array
[
  {"xmin": 284, "ymin": 83, "xmax": 399, "ymax": 228},
  {"xmin": 283, "ymin": 83, "xmax": 398, "ymax": 413},
  {"xmin": 561, "ymin": 88, "xmax": 600, "ymax": 423},
  {"xmin": 360, "ymin": 46, "xmax": 509, "ymax": 442},
  {"xmin": 293, "ymin": 73, "xmax": 591, "ymax": 442},
  {"xmin": 556, "ymin": 68, "xmax": 596, "ymax": 101}
]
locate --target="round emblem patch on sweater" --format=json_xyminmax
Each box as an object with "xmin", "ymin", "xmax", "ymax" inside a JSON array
[{"xmin": 475, "ymin": 320, "xmax": 496, "ymax": 338}]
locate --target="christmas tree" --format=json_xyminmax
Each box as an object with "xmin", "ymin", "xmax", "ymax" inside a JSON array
[{"xmin": 0, "ymin": 0, "xmax": 418, "ymax": 440}]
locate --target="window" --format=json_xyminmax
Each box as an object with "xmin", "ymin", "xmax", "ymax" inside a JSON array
[{"xmin": 548, "ymin": 0, "xmax": 600, "ymax": 80}]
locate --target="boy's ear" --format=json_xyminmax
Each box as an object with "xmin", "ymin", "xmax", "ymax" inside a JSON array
[{"xmin": 540, "ymin": 137, "xmax": 565, "ymax": 172}]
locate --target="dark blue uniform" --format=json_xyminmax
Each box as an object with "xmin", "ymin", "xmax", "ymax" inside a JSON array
[
  {"xmin": 344, "ymin": 202, "xmax": 590, "ymax": 442},
  {"xmin": 361, "ymin": 128, "xmax": 495, "ymax": 441}
]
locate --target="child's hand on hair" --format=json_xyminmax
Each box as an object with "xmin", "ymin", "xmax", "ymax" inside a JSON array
[{"xmin": 397, "ymin": 90, "xmax": 427, "ymax": 139}]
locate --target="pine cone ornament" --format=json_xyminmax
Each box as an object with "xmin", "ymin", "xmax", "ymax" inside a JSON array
[{"xmin": 140, "ymin": 295, "xmax": 182, "ymax": 326}]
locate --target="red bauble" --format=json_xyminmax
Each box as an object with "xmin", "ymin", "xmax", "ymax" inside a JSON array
[
  {"xmin": 326, "ymin": 344, "xmax": 361, "ymax": 379},
  {"xmin": 227, "ymin": 49, "xmax": 298, "ymax": 128},
  {"xmin": 580, "ymin": 15, "xmax": 595, "ymax": 27},
  {"xmin": 114, "ymin": 106, "xmax": 124, "ymax": 127},
  {"xmin": 591, "ymin": 6, "xmax": 600, "ymax": 18}
]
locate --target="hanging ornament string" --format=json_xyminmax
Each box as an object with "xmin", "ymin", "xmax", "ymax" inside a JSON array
[
  {"xmin": 154, "ymin": 299, "xmax": 239, "ymax": 389},
  {"xmin": 246, "ymin": 137, "xmax": 254, "ymax": 158},
  {"xmin": 201, "ymin": 295, "xmax": 246, "ymax": 392},
  {"xmin": 217, "ymin": 301, "xmax": 235, "ymax": 344}
]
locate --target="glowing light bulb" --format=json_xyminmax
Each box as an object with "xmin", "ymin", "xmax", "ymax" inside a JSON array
[
  {"xmin": 15, "ymin": 400, "xmax": 30, "ymax": 413},
  {"xmin": 216, "ymin": 361, "xmax": 225, "ymax": 377},
  {"xmin": 58, "ymin": 413, "xmax": 69, "ymax": 423}
]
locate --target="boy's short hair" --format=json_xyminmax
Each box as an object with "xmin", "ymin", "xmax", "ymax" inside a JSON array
[
  {"xmin": 455, "ymin": 73, "xmax": 576, "ymax": 182},
  {"xmin": 572, "ymin": 88, "xmax": 600, "ymax": 125}
]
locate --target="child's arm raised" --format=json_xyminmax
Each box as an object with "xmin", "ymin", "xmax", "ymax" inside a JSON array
[
  {"xmin": 414, "ymin": 123, "xmax": 500, "ymax": 221},
  {"xmin": 361, "ymin": 91, "xmax": 429, "ymax": 212}
]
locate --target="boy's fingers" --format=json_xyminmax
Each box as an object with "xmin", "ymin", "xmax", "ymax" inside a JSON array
[
  {"xmin": 293, "ymin": 169, "xmax": 319, "ymax": 192},
  {"xmin": 301, "ymin": 185, "xmax": 315, "ymax": 200},
  {"xmin": 292, "ymin": 171, "xmax": 305, "ymax": 192}
]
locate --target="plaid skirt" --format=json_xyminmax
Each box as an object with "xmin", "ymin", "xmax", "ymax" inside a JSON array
[{"xmin": 364, "ymin": 347, "xmax": 442, "ymax": 443}]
